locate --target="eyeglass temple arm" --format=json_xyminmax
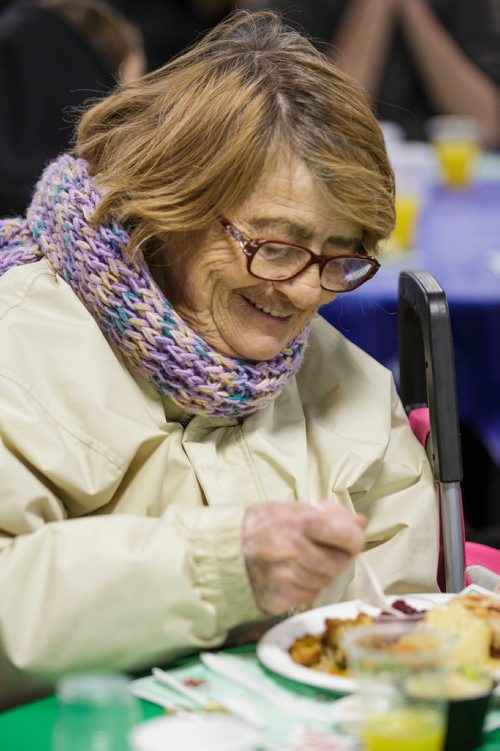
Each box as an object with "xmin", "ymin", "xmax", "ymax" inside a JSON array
[{"xmin": 221, "ymin": 219, "xmax": 247, "ymax": 246}]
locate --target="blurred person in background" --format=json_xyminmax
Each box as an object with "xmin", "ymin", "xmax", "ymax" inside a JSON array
[
  {"xmin": 249, "ymin": 0, "xmax": 500, "ymax": 148},
  {"xmin": 0, "ymin": 0, "xmax": 146, "ymax": 217}
]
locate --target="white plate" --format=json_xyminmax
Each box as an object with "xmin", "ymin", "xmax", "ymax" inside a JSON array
[
  {"xmin": 130, "ymin": 715, "xmax": 260, "ymax": 751},
  {"xmin": 256, "ymin": 594, "xmax": 451, "ymax": 694}
]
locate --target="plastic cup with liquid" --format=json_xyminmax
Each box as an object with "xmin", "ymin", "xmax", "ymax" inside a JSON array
[
  {"xmin": 379, "ymin": 120, "xmax": 406, "ymax": 150},
  {"xmin": 388, "ymin": 142, "xmax": 436, "ymax": 252},
  {"xmin": 342, "ymin": 622, "xmax": 455, "ymax": 751},
  {"xmin": 426, "ymin": 116, "xmax": 482, "ymax": 189},
  {"xmin": 52, "ymin": 671, "xmax": 142, "ymax": 751}
]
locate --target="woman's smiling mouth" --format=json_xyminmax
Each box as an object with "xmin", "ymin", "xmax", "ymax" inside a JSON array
[{"xmin": 245, "ymin": 297, "xmax": 293, "ymax": 320}]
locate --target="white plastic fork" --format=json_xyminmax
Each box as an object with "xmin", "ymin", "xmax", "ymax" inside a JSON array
[
  {"xmin": 357, "ymin": 553, "xmax": 406, "ymax": 618},
  {"xmin": 308, "ymin": 499, "xmax": 405, "ymax": 618}
]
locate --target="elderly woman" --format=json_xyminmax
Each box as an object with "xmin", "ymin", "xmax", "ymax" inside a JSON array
[{"xmin": 0, "ymin": 10, "xmax": 438, "ymax": 707}]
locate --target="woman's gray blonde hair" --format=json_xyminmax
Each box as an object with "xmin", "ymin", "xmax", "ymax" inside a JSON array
[{"xmin": 75, "ymin": 10, "xmax": 395, "ymax": 257}]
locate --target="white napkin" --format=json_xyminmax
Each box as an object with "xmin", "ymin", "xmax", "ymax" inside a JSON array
[{"xmin": 465, "ymin": 565, "xmax": 500, "ymax": 593}]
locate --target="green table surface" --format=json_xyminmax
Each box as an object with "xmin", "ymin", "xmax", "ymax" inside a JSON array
[
  {"xmin": 0, "ymin": 693, "xmax": 162, "ymax": 751},
  {"xmin": 0, "ymin": 649, "xmax": 233, "ymax": 751},
  {"xmin": 2, "ymin": 646, "xmax": 500, "ymax": 751}
]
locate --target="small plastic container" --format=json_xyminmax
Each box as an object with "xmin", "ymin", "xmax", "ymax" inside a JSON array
[
  {"xmin": 426, "ymin": 116, "xmax": 482, "ymax": 189},
  {"xmin": 342, "ymin": 622, "xmax": 454, "ymax": 751},
  {"xmin": 386, "ymin": 142, "xmax": 436, "ymax": 251},
  {"xmin": 52, "ymin": 672, "xmax": 141, "ymax": 751}
]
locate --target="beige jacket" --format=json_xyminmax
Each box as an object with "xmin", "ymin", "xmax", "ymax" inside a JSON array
[{"xmin": 0, "ymin": 260, "xmax": 439, "ymax": 707}]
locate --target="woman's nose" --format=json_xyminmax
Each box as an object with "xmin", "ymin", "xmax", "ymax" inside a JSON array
[{"xmin": 275, "ymin": 265, "xmax": 334, "ymax": 309}]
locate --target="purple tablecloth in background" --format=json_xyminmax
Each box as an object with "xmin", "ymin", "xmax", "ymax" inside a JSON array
[{"xmin": 320, "ymin": 181, "xmax": 500, "ymax": 464}]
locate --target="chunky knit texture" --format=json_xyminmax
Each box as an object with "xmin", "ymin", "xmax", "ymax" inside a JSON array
[{"xmin": 0, "ymin": 155, "xmax": 308, "ymax": 417}]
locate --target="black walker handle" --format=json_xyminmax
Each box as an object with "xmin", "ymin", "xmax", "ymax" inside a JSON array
[{"xmin": 398, "ymin": 270, "xmax": 463, "ymax": 484}]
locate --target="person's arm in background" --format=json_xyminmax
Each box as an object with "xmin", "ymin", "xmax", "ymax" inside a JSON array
[
  {"xmin": 327, "ymin": 0, "xmax": 500, "ymax": 147},
  {"xmin": 327, "ymin": 0, "xmax": 399, "ymax": 97},
  {"xmin": 399, "ymin": 0, "xmax": 500, "ymax": 148}
]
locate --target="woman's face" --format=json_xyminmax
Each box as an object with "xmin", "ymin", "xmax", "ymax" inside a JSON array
[{"xmin": 163, "ymin": 157, "xmax": 363, "ymax": 361}]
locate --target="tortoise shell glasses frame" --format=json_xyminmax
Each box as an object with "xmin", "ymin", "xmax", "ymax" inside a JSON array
[{"xmin": 220, "ymin": 218, "xmax": 380, "ymax": 292}]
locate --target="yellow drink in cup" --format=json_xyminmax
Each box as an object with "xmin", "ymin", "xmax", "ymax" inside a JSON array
[
  {"xmin": 427, "ymin": 116, "xmax": 481, "ymax": 189},
  {"xmin": 389, "ymin": 142, "xmax": 435, "ymax": 253},
  {"xmin": 342, "ymin": 623, "xmax": 454, "ymax": 751},
  {"xmin": 391, "ymin": 194, "xmax": 421, "ymax": 251},
  {"xmin": 435, "ymin": 140, "xmax": 478, "ymax": 189},
  {"xmin": 363, "ymin": 708, "xmax": 445, "ymax": 751}
]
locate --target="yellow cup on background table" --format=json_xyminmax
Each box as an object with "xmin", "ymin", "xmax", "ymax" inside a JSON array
[
  {"xmin": 342, "ymin": 622, "xmax": 455, "ymax": 751},
  {"xmin": 434, "ymin": 140, "xmax": 479, "ymax": 189},
  {"xmin": 386, "ymin": 142, "xmax": 436, "ymax": 253},
  {"xmin": 379, "ymin": 119, "xmax": 406, "ymax": 151},
  {"xmin": 392, "ymin": 193, "xmax": 422, "ymax": 252},
  {"xmin": 426, "ymin": 116, "xmax": 481, "ymax": 189}
]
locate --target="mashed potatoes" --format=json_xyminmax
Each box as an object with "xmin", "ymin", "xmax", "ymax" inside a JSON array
[{"xmin": 424, "ymin": 604, "xmax": 491, "ymax": 668}]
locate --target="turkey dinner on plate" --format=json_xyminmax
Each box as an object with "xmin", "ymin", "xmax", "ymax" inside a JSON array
[
  {"xmin": 289, "ymin": 592, "xmax": 500, "ymax": 678},
  {"xmin": 256, "ymin": 589, "xmax": 500, "ymax": 694}
]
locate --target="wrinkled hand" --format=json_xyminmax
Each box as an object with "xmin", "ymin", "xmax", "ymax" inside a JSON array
[{"xmin": 243, "ymin": 502, "xmax": 366, "ymax": 615}]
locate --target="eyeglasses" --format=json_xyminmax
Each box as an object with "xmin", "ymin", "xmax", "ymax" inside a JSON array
[{"xmin": 220, "ymin": 218, "xmax": 380, "ymax": 293}]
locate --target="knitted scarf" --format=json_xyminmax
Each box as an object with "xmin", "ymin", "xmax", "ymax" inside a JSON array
[{"xmin": 0, "ymin": 155, "xmax": 308, "ymax": 417}]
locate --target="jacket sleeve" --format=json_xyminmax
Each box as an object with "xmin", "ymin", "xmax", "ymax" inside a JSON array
[
  {"xmin": 347, "ymin": 380, "xmax": 440, "ymax": 597},
  {"xmin": 0, "ymin": 425, "xmax": 262, "ymax": 708},
  {"xmin": 0, "ymin": 264, "xmax": 262, "ymax": 708}
]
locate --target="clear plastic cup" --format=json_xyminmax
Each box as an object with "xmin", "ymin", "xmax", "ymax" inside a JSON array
[
  {"xmin": 426, "ymin": 116, "xmax": 482, "ymax": 189},
  {"xmin": 387, "ymin": 142, "xmax": 436, "ymax": 252},
  {"xmin": 342, "ymin": 622, "xmax": 455, "ymax": 751},
  {"xmin": 379, "ymin": 120, "xmax": 406, "ymax": 149},
  {"xmin": 52, "ymin": 672, "xmax": 141, "ymax": 751}
]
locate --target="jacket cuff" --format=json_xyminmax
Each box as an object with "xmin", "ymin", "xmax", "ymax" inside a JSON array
[{"xmin": 188, "ymin": 505, "xmax": 264, "ymax": 630}]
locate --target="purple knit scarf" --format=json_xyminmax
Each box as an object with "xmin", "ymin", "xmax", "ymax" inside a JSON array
[{"xmin": 0, "ymin": 155, "xmax": 308, "ymax": 417}]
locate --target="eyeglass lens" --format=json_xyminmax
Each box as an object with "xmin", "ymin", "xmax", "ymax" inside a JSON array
[{"xmin": 251, "ymin": 242, "xmax": 374, "ymax": 291}]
